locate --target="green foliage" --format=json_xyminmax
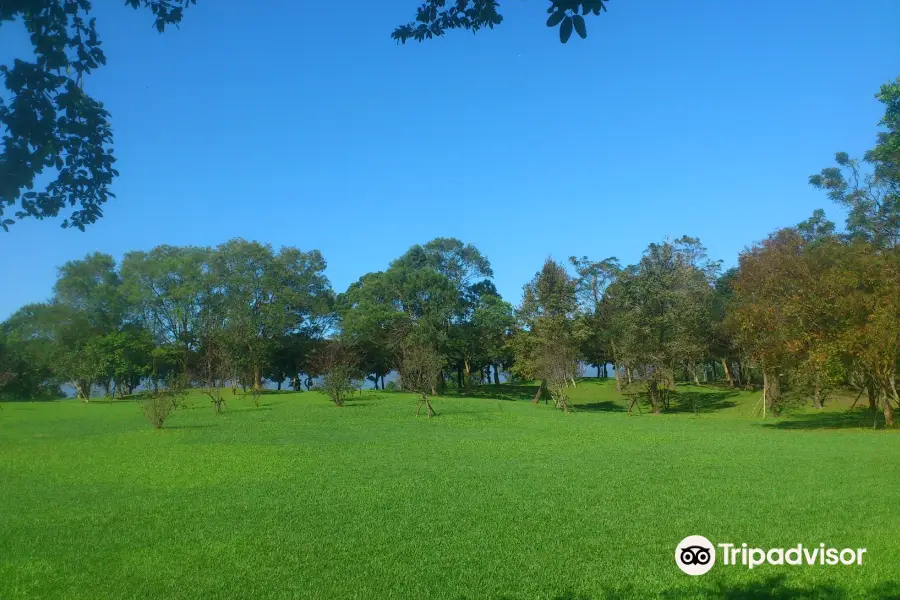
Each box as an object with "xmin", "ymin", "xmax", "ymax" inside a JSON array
[
  {"xmin": 809, "ymin": 77, "xmax": 900, "ymax": 249},
  {"xmin": 0, "ymin": 0, "xmax": 195, "ymax": 230},
  {"xmin": 140, "ymin": 391, "xmax": 175, "ymax": 429},
  {"xmin": 606, "ymin": 237, "xmax": 720, "ymax": 412},
  {"xmin": 120, "ymin": 245, "xmax": 213, "ymax": 358},
  {"xmin": 315, "ymin": 340, "xmax": 364, "ymax": 407},
  {"xmin": 397, "ymin": 334, "xmax": 444, "ymax": 416},
  {"xmin": 511, "ymin": 258, "xmax": 580, "ymax": 408},
  {"xmin": 392, "ymin": 0, "xmax": 609, "ymax": 44}
]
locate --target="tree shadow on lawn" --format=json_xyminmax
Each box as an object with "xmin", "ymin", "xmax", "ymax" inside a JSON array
[
  {"xmin": 493, "ymin": 576, "xmax": 900, "ymax": 600},
  {"xmin": 762, "ymin": 409, "xmax": 894, "ymax": 431},
  {"xmin": 667, "ymin": 390, "xmax": 739, "ymax": 414},
  {"xmin": 444, "ymin": 384, "xmax": 540, "ymax": 402},
  {"xmin": 573, "ymin": 400, "xmax": 624, "ymax": 413},
  {"xmin": 609, "ymin": 389, "xmax": 739, "ymax": 415},
  {"xmin": 668, "ymin": 575, "xmax": 900, "ymax": 600}
]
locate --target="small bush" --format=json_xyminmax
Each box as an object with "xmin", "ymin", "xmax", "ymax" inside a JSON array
[
  {"xmin": 314, "ymin": 341, "xmax": 364, "ymax": 407},
  {"xmin": 140, "ymin": 393, "xmax": 175, "ymax": 429}
]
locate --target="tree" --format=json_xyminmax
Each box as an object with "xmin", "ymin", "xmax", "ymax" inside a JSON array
[
  {"xmin": 140, "ymin": 373, "xmax": 185, "ymax": 429},
  {"xmin": 511, "ymin": 258, "xmax": 579, "ymax": 408},
  {"xmin": 213, "ymin": 239, "xmax": 332, "ymax": 394},
  {"xmin": 337, "ymin": 271, "xmax": 407, "ymax": 390},
  {"xmin": 121, "ymin": 245, "xmax": 214, "ymax": 373},
  {"xmin": 470, "ymin": 293, "xmax": 515, "ymax": 386},
  {"xmin": 397, "ymin": 333, "xmax": 444, "ymax": 417},
  {"xmin": 810, "ymin": 78, "xmax": 900, "ymax": 249},
  {"xmin": 393, "ymin": 1, "xmax": 610, "ymax": 45},
  {"xmin": 315, "ymin": 340, "xmax": 364, "ymax": 407},
  {"xmin": 607, "ymin": 238, "xmax": 718, "ymax": 413},
  {"xmin": 1, "ymin": 0, "xmax": 196, "ymax": 230},
  {"xmin": 338, "ymin": 238, "xmax": 493, "ymax": 393},
  {"xmin": 0, "ymin": 322, "xmax": 56, "ymax": 399},
  {"xmin": 53, "ymin": 252, "xmax": 125, "ymax": 334},
  {"xmin": 569, "ymin": 256, "xmax": 620, "ymax": 378},
  {"xmin": 729, "ymin": 228, "xmax": 830, "ymax": 414}
]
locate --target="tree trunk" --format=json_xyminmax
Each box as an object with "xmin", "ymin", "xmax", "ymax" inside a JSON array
[
  {"xmin": 463, "ymin": 358, "xmax": 472, "ymax": 393},
  {"xmin": 648, "ymin": 380, "xmax": 661, "ymax": 414},
  {"xmin": 381, "ymin": 375, "xmax": 385, "ymax": 390},
  {"xmin": 457, "ymin": 366, "xmax": 463, "ymax": 389},
  {"xmin": 812, "ymin": 372, "xmax": 823, "ymax": 409},
  {"xmin": 763, "ymin": 369, "xmax": 780, "ymax": 415},
  {"xmin": 883, "ymin": 390, "xmax": 895, "ymax": 427},
  {"xmin": 721, "ymin": 358, "xmax": 734, "ymax": 388},
  {"xmin": 532, "ymin": 380, "xmax": 546, "ymax": 404},
  {"xmin": 253, "ymin": 365, "xmax": 262, "ymax": 392},
  {"xmin": 867, "ymin": 379, "xmax": 877, "ymax": 413},
  {"xmin": 277, "ymin": 380, "xmax": 282, "ymax": 391},
  {"xmin": 615, "ymin": 364, "xmax": 622, "ymax": 392},
  {"xmin": 493, "ymin": 363, "xmax": 500, "ymax": 386},
  {"xmin": 597, "ymin": 365, "xmax": 601, "ymax": 378}
]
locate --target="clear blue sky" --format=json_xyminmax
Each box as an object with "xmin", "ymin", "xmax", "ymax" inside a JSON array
[{"xmin": 1, "ymin": 0, "xmax": 898, "ymax": 319}]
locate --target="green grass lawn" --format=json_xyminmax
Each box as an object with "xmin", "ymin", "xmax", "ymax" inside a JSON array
[{"xmin": 1, "ymin": 380, "xmax": 897, "ymax": 599}]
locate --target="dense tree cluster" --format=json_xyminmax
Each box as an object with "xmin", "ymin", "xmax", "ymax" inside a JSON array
[{"xmin": 1, "ymin": 79, "xmax": 898, "ymax": 425}]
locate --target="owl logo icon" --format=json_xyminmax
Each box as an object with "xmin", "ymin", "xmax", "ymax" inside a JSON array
[{"xmin": 675, "ymin": 536, "xmax": 716, "ymax": 575}]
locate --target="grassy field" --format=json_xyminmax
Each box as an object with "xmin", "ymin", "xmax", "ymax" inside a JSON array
[{"xmin": 1, "ymin": 380, "xmax": 897, "ymax": 599}]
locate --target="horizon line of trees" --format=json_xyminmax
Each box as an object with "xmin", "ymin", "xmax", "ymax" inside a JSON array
[{"xmin": 1, "ymin": 78, "xmax": 898, "ymax": 425}]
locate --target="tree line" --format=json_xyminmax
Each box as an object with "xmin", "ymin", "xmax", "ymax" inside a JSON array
[{"xmin": 1, "ymin": 79, "xmax": 897, "ymax": 426}]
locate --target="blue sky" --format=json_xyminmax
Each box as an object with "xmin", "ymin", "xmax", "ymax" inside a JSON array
[{"xmin": 1, "ymin": 0, "xmax": 898, "ymax": 319}]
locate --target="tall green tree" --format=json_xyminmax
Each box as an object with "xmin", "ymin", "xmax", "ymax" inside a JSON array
[
  {"xmin": 608, "ymin": 237, "xmax": 718, "ymax": 413},
  {"xmin": 213, "ymin": 239, "xmax": 332, "ymax": 393},
  {"xmin": 510, "ymin": 258, "xmax": 579, "ymax": 409},
  {"xmin": 810, "ymin": 77, "xmax": 900, "ymax": 249},
  {"xmin": 120, "ymin": 245, "xmax": 214, "ymax": 369},
  {"xmin": 569, "ymin": 255, "xmax": 620, "ymax": 378}
]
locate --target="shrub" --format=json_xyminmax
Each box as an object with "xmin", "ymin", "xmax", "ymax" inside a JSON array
[
  {"xmin": 314, "ymin": 340, "xmax": 364, "ymax": 407},
  {"xmin": 140, "ymin": 373, "xmax": 185, "ymax": 428},
  {"xmin": 140, "ymin": 393, "xmax": 175, "ymax": 429}
]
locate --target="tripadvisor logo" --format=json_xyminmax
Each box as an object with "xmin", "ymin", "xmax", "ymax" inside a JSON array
[
  {"xmin": 675, "ymin": 536, "xmax": 867, "ymax": 576},
  {"xmin": 676, "ymin": 535, "xmax": 716, "ymax": 576}
]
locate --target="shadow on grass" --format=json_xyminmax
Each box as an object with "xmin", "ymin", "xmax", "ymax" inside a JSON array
[
  {"xmin": 443, "ymin": 384, "xmax": 539, "ymax": 402},
  {"xmin": 664, "ymin": 575, "xmax": 900, "ymax": 600},
  {"xmin": 668, "ymin": 390, "xmax": 739, "ymax": 414},
  {"xmin": 763, "ymin": 409, "xmax": 892, "ymax": 431},
  {"xmin": 493, "ymin": 576, "xmax": 900, "ymax": 599},
  {"xmin": 166, "ymin": 423, "xmax": 215, "ymax": 430},
  {"xmin": 574, "ymin": 401, "xmax": 624, "ymax": 413}
]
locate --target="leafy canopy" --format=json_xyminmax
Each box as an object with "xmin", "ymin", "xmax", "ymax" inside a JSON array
[{"xmin": 1, "ymin": 0, "xmax": 195, "ymax": 231}]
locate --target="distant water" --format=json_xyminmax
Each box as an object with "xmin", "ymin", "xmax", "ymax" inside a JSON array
[{"xmin": 57, "ymin": 365, "xmax": 618, "ymax": 399}]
